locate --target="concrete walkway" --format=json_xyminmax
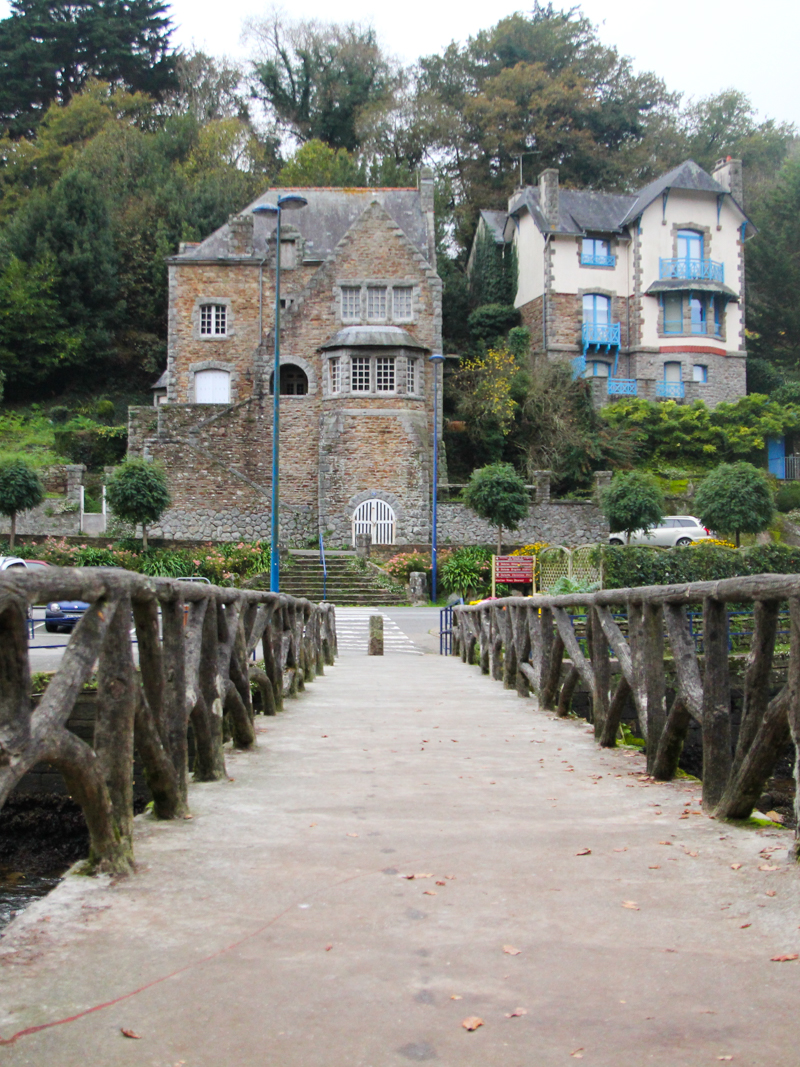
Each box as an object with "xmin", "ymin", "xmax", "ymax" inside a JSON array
[{"xmin": 1, "ymin": 644, "xmax": 799, "ymax": 1066}]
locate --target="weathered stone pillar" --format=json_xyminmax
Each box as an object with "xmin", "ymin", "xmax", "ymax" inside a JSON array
[
  {"xmin": 368, "ymin": 615, "xmax": 384, "ymax": 656},
  {"xmin": 530, "ymin": 470, "xmax": 551, "ymax": 505},
  {"xmin": 356, "ymin": 533, "xmax": 372, "ymax": 559},
  {"xmin": 408, "ymin": 572, "xmax": 428, "ymax": 605},
  {"xmin": 593, "ymin": 470, "xmax": 613, "ymax": 501}
]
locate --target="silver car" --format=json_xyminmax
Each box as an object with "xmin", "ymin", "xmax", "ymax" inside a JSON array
[{"xmin": 608, "ymin": 515, "xmax": 711, "ymax": 547}]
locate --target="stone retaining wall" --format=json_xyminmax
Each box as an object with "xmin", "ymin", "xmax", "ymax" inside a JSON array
[{"xmin": 438, "ymin": 500, "xmax": 607, "ymax": 548}]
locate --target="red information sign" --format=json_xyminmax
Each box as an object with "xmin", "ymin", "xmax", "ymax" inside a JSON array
[{"xmin": 494, "ymin": 555, "xmax": 534, "ymax": 583}]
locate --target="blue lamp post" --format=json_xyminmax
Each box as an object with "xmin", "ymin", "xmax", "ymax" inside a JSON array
[
  {"xmin": 253, "ymin": 194, "xmax": 307, "ymax": 593},
  {"xmin": 429, "ymin": 352, "xmax": 445, "ymax": 603}
]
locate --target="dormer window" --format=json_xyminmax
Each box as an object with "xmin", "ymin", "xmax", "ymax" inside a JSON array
[{"xmin": 200, "ymin": 304, "xmax": 227, "ymax": 336}]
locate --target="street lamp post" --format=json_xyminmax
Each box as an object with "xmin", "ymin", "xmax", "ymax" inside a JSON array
[
  {"xmin": 429, "ymin": 352, "xmax": 445, "ymax": 604},
  {"xmin": 253, "ymin": 194, "xmax": 307, "ymax": 593}
]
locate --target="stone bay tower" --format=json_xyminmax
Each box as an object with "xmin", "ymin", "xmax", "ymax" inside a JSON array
[{"xmin": 129, "ymin": 172, "xmax": 443, "ymax": 546}]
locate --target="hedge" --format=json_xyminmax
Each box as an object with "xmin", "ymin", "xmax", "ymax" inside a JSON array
[
  {"xmin": 599, "ymin": 542, "xmax": 800, "ymax": 590},
  {"xmin": 53, "ymin": 425, "xmax": 128, "ymax": 469}
]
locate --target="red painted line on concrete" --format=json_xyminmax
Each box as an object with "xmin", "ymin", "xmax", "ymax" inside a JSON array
[{"xmin": 0, "ymin": 869, "xmax": 369, "ymax": 1046}]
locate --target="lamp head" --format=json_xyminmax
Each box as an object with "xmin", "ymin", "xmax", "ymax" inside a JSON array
[
  {"xmin": 428, "ymin": 352, "xmax": 445, "ymax": 364},
  {"xmin": 253, "ymin": 203, "xmax": 279, "ymax": 216},
  {"xmin": 277, "ymin": 194, "xmax": 308, "ymax": 210}
]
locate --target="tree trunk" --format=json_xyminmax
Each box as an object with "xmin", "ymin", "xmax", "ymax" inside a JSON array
[{"xmin": 9, "ymin": 511, "xmax": 15, "ymax": 550}]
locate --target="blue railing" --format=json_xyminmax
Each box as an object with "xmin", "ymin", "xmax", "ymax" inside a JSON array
[
  {"xmin": 659, "ymin": 258, "xmax": 724, "ymax": 283},
  {"xmin": 571, "ymin": 355, "xmax": 586, "ymax": 380},
  {"xmin": 319, "ymin": 530, "xmax": 328, "ymax": 602},
  {"xmin": 582, "ymin": 322, "xmax": 621, "ymax": 354},
  {"xmin": 656, "ymin": 380, "xmax": 685, "ymax": 399},
  {"xmin": 581, "ymin": 252, "xmax": 616, "ymax": 268},
  {"xmin": 607, "ymin": 378, "xmax": 637, "ymax": 396},
  {"xmin": 440, "ymin": 602, "xmax": 462, "ymax": 655}
]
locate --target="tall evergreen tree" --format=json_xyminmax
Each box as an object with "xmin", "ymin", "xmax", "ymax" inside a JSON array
[{"xmin": 0, "ymin": 0, "xmax": 178, "ymax": 137}]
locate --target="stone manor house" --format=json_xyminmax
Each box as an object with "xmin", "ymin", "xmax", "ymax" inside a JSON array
[
  {"xmin": 471, "ymin": 158, "xmax": 754, "ymax": 408},
  {"xmin": 130, "ymin": 173, "xmax": 445, "ymax": 546}
]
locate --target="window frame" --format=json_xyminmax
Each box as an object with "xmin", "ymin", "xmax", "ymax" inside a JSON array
[
  {"xmin": 693, "ymin": 364, "xmax": 708, "ymax": 383},
  {"xmin": 677, "ymin": 229, "xmax": 704, "ymax": 262},
  {"xmin": 351, "ymin": 355, "xmax": 371, "ymax": 392},
  {"xmin": 580, "ymin": 237, "xmax": 615, "ymax": 268},
  {"xmin": 392, "ymin": 286, "xmax": 414, "ymax": 321},
  {"xmin": 199, "ymin": 303, "xmax": 228, "ymax": 337}
]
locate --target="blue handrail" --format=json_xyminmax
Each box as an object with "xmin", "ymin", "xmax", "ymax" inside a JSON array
[{"xmin": 319, "ymin": 530, "xmax": 328, "ymax": 602}]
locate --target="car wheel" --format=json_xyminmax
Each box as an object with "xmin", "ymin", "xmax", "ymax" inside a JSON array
[
  {"xmin": 675, "ymin": 537, "xmax": 693, "ymax": 547},
  {"xmin": 44, "ymin": 623, "xmax": 58, "ymax": 633},
  {"xmin": 608, "ymin": 538, "xmax": 624, "ymax": 546}
]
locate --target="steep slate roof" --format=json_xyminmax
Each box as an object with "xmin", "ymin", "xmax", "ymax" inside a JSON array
[
  {"xmin": 503, "ymin": 160, "xmax": 753, "ymax": 237},
  {"xmin": 479, "ymin": 209, "xmax": 509, "ymax": 243},
  {"xmin": 170, "ymin": 188, "xmax": 429, "ymax": 264}
]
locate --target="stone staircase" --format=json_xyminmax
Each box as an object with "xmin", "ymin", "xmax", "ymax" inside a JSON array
[{"xmin": 246, "ymin": 552, "xmax": 408, "ymax": 606}]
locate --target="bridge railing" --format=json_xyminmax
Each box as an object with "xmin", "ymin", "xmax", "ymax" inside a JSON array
[
  {"xmin": 0, "ymin": 568, "xmax": 336, "ymax": 874},
  {"xmin": 452, "ymin": 575, "xmax": 800, "ymax": 854}
]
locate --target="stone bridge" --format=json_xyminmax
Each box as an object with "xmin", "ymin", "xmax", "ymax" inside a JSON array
[{"xmin": 0, "ymin": 571, "xmax": 798, "ymax": 1066}]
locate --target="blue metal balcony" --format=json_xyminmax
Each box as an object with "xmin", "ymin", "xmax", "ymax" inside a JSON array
[
  {"xmin": 656, "ymin": 380, "xmax": 685, "ymax": 399},
  {"xmin": 607, "ymin": 378, "xmax": 637, "ymax": 397},
  {"xmin": 571, "ymin": 355, "xmax": 586, "ymax": 380},
  {"xmin": 659, "ymin": 258, "xmax": 724, "ymax": 283},
  {"xmin": 582, "ymin": 322, "xmax": 621, "ymax": 355},
  {"xmin": 581, "ymin": 252, "xmax": 616, "ymax": 268}
]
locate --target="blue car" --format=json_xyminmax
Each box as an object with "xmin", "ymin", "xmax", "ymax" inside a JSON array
[{"xmin": 45, "ymin": 599, "xmax": 89, "ymax": 633}]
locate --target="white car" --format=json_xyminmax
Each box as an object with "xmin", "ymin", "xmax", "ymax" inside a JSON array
[{"xmin": 608, "ymin": 515, "xmax": 711, "ymax": 548}]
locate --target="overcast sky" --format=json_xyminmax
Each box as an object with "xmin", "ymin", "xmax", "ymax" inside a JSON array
[{"xmin": 1, "ymin": 0, "xmax": 797, "ymax": 126}]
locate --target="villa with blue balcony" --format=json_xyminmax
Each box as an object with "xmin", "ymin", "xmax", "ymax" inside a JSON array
[{"xmin": 470, "ymin": 158, "xmax": 754, "ymax": 409}]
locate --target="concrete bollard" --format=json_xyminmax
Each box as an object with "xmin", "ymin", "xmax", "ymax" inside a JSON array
[
  {"xmin": 355, "ymin": 532, "xmax": 372, "ymax": 559},
  {"xmin": 368, "ymin": 614, "xmax": 384, "ymax": 656}
]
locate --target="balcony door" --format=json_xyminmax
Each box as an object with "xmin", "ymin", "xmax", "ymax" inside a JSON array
[{"xmin": 677, "ymin": 230, "xmax": 703, "ymax": 263}]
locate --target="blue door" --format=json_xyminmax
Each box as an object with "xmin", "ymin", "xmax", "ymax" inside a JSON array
[{"xmin": 768, "ymin": 436, "xmax": 786, "ymax": 479}]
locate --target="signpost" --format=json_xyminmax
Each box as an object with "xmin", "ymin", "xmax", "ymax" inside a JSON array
[{"xmin": 491, "ymin": 555, "xmax": 534, "ymax": 598}]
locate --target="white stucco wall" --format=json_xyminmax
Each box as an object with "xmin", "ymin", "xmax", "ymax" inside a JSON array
[
  {"xmin": 513, "ymin": 213, "xmax": 545, "ymax": 307},
  {"xmin": 638, "ymin": 190, "xmax": 745, "ymax": 352},
  {"xmin": 550, "ymin": 234, "xmax": 631, "ymax": 295}
]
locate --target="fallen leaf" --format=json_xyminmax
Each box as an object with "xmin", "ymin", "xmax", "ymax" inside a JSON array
[
  {"xmin": 461, "ymin": 1016, "xmax": 484, "ymax": 1031},
  {"xmin": 505, "ymin": 1008, "xmax": 527, "ymax": 1018},
  {"xmin": 685, "ymin": 850, "xmax": 699, "ymax": 857},
  {"xmin": 503, "ymin": 945, "xmax": 521, "ymax": 955},
  {"xmin": 658, "ymin": 841, "xmax": 672, "ymax": 846},
  {"xmin": 765, "ymin": 810, "xmax": 785, "ymax": 823},
  {"xmin": 451, "ymin": 994, "xmax": 463, "ymax": 1000},
  {"xmin": 622, "ymin": 901, "xmax": 640, "ymax": 910},
  {"xmin": 436, "ymin": 880, "xmax": 446, "ymax": 886},
  {"xmin": 717, "ymin": 1057, "xmax": 733, "ymax": 1061},
  {"xmin": 649, "ymin": 865, "xmax": 660, "ymax": 869},
  {"xmin": 730, "ymin": 863, "xmax": 742, "ymax": 870},
  {"xmin": 576, "ymin": 848, "xmax": 592, "ymax": 856},
  {"xmin": 445, "ymin": 874, "xmax": 456, "ymax": 880},
  {"xmin": 771, "ymin": 953, "xmax": 799, "ymax": 962},
  {"xmin": 415, "ymin": 872, "xmax": 433, "ymax": 879},
  {"xmin": 325, "ymin": 943, "xmax": 333, "ymax": 951},
  {"xmin": 571, "ymin": 1050, "xmax": 584, "ymax": 1059},
  {"xmin": 121, "ymin": 1029, "xmax": 141, "ymax": 1039},
  {"xmin": 309, "ymin": 823, "xmax": 316, "ymax": 827},
  {"xmin": 613, "ymin": 847, "xmax": 628, "ymax": 853},
  {"xmin": 759, "ymin": 864, "xmax": 779, "ymax": 872},
  {"xmin": 740, "ymin": 923, "xmax": 751, "ymax": 929},
  {"xmin": 183, "ymin": 814, "xmax": 194, "ymax": 820},
  {"xmin": 423, "ymin": 890, "xmax": 437, "ymax": 896},
  {"xmin": 346, "ymin": 833, "xmax": 359, "ymax": 838},
  {"xmin": 766, "ymin": 890, "xmax": 777, "ymax": 897}
]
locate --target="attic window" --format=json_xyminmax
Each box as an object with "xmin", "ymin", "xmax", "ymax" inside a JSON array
[
  {"xmin": 341, "ymin": 287, "xmax": 361, "ymax": 321},
  {"xmin": 393, "ymin": 287, "xmax": 413, "ymax": 320},
  {"xmin": 200, "ymin": 304, "xmax": 227, "ymax": 336},
  {"xmin": 367, "ymin": 286, "xmax": 387, "ymax": 320}
]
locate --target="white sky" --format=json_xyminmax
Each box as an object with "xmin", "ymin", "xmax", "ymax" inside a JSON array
[{"xmin": 1, "ymin": 0, "xmax": 797, "ymax": 126}]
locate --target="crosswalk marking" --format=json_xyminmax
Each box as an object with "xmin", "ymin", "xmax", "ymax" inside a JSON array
[{"xmin": 333, "ymin": 609, "xmax": 422, "ymax": 655}]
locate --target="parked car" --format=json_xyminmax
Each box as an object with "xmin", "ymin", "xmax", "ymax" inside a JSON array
[
  {"xmin": 20, "ymin": 559, "xmax": 50, "ymax": 570},
  {"xmin": 608, "ymin": 516, "xmax": 712, "ymax": 548},
  {"xmin": 45, "ymin": 597, "xmax": 89, "ymax": 632},
  {"xmin": 0, "ymin": 556, "xmax": 28, "ymax": 570}
]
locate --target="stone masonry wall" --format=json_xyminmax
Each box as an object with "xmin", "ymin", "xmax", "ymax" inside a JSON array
[
  {"xmin": 0, "ymin": 465, "xmax": 85, "ymax": 539},
  {"xmin": 438, "ymin": 501, "xmax": 608, "ymax": 548}
]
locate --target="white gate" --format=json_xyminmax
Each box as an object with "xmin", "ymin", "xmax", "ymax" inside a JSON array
[{"xmin": 352, "ymin": 499, "xmax": 396, "ymax": 545}]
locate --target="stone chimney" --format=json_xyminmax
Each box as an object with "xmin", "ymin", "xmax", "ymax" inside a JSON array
[
  {"xmin": 417, "ymin": 166, "xmax": 436, "ymax": 266},
  {"xmin": 712, "ymin": 157, "xmax": 744, "ymax": 207},
  {"xmin": 228, "ymin": 213, "xmax": 254, "ymax": 257},
  {"xmin": 538, "ymin": 168, "xmax": 560, "ymax": 230}
]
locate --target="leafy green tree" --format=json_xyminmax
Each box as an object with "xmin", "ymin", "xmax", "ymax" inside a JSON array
[
  {"xmin": 462, "ymin": 462, "xmax": 530, "ymax": 554},
  {"xmin": 0, "ymin": 0, "xmax": 178, "ymax": 138},
  {"xmin": 694, "ymin": 461, "xmax": 775, "ymax": 547},
  {"xmin": 0, "ymin": 458, "xmax": 43, "ymax": 548},
  {"xmin": 601, "ymin": 470, "xmax": 665, "ymax": 544},
  {"xmin": 248, "ymin": 14, "xmax": 396, "ymax": 152},
  {"xmin": 746, "ymin": 357, "xmax": 783, "ymax": 395},
  {"xmin": 278, "ymin": 140, "xmax": 365, "ymax": 187},
  {"xmin": 105, "ymin": 458, "xmax": 169, "ymax": 548}
]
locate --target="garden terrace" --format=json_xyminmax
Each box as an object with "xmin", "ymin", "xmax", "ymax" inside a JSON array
[
  {"xmin": 0, "ymin": 568, "xmax": 336, "ymax": 874},
  {"xmin": 452, "ymin": 575, "xmax": 800, "ymax": 850}
]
